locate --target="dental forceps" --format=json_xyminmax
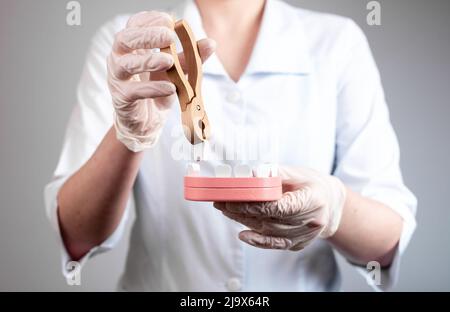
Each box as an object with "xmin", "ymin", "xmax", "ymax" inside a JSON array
[{"xmin": 161, "ymin": 20, "xmax": 211, "ymax": 145}]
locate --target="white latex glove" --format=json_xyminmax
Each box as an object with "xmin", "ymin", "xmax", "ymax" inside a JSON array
[
  {"xmin": 107, "ymin": 11, "xmax": 216, "ymax": 152},
  {"xmin": 214, "ymin": 167, "xmax": 347, "ymax": 251}
]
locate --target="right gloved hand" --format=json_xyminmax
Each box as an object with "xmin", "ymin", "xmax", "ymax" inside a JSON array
[
  {"xmin": 214, "ymin": 166, "xmax": 347, "ymax": 251},
  {"xmin": 107, "ymin": 11, "xmax": 216, "ymax": 152}
]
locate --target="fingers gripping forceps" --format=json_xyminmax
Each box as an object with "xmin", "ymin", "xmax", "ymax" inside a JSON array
[{"xmin": 161, "ymin": 20, "xmax": 211, "ymax": 145}]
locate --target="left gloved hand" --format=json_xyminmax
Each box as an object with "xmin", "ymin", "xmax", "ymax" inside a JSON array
[{"xmin": 214, "ymin": 167, "xmax": 347, "ymax": 251}]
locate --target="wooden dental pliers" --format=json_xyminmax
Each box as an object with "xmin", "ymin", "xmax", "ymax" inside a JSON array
[{"xmin": 161, "ymin": 20, "xmax": 211, "ymax": 145}]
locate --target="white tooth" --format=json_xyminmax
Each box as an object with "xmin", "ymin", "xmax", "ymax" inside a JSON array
[
  {"xmin": 215, "ymin": 164, "xmax": 232, "ymax": 177},
  {"xmin": 270, "ymin": 164, "xmax": 279, "ymax": 177},
  {"xmin": 234, "ymin": 165, "xmax": 252, "ymax": 177},
  {"xmin": 253, "ymin": 164, "xmax": 271, "ymax": 178},
  {"xmin": 186, "ymin": 163, "xmax": 201, "ymax": 176},
  {"xmin": 193, "ymin": 143, "xmax": 205, "ymax": 162}
]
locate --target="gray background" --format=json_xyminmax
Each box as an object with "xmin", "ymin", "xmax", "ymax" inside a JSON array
[{"xmin": 0, "ymin": 0, "xmax": 449, "ymax": 291}]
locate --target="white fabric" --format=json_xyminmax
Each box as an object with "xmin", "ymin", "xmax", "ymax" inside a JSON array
[{"xmin": 44, "ymin": 0, "xmax": 417, "ymax": 291}]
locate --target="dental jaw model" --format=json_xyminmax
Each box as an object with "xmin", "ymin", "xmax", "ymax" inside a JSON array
[
  {"xmin": 185, "ymin": 163, "xmax": 282, "ymax": 202},
  {"xmin": 163, "ymin": 20, "xmax": 282, "ymax": 202}
]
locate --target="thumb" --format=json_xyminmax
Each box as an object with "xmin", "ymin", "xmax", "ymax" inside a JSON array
[
  {"xmin": 278, "ymin": 166, "xmax": 320, "ymax": 193},
  {"xmin": 178, "ymin": 38, "xmax": 217, "ymax": 70},
  {"xmin": 150, "ymin": 38, "xmax": 216, "ymax": 82},
  {"xmin": 278, "ymin": 166, "xmax": 312, "ymax": 182}
]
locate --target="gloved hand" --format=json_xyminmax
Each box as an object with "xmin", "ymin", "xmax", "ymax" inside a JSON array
[
  {"xmin": 214, "ymin": 167, "xmax": 347, "ymax": 251},
  {"xmin": 107, "ymin": 11, "xmax": 216, "ymax": 152}
]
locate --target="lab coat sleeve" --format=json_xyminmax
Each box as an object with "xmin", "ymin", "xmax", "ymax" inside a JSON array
[
  {"xmin": 44, "ymin": 16, "xmax": 131, "ymax": 279},
  {"xmin": 333, "ymin": 20, "xmax": 417, "ymax": 291}
]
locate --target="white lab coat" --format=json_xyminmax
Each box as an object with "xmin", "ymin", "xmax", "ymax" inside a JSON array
[{"xmin": 44, "ymin": 0, "xmax": 417, "ymax": 291}]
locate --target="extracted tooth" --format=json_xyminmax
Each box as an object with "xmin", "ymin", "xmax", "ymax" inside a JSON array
[
  {"xmin": 215, "ymin": 164, "xmax": 232, "ymax": 177},
  {"xmin": 270, "ymin": 164, "xmax": 279, "ymax": 177},
  {"xmin": 234, "ymin": 164, "xmax": 252, "ymax": 177},
  {"xmin": 253, "ymin": 164, "xmax": 271, "ymax": 178},
  {"xmin": 193, "ymin": 143, "xmax": 205, "ymax": 162},
  {"xmin": 186, "ymin": 162, "xmax": 201, "ymax": 176}
]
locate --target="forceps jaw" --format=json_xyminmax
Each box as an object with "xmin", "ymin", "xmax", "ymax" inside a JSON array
[{"xmin": 181, "ymin": 96, "xmax": 211, "ymax": 145}]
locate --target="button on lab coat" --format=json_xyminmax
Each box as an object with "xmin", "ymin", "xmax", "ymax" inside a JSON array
[{"xmin": 44, "ymin": 0, "xmax": 417, "ymax": 291}]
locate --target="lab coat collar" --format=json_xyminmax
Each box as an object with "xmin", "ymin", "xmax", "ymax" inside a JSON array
[{"xmin": 177, "ymin": 0, "xmax": 313, "ymax": 76}]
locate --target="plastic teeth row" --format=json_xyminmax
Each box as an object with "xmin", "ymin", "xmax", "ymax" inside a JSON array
[{"xmin": 186, "ymin": 163, "xmax": 278, "ymax": 178}]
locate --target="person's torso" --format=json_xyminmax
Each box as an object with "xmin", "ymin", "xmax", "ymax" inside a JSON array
[{"xmin": 119, "ymin": 0, "xmax": 348, "ymax": 291}]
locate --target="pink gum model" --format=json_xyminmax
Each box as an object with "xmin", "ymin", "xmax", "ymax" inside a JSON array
[{"xmin": 184, "ymin": 176, "xmax": 282, "ymax": 202}]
